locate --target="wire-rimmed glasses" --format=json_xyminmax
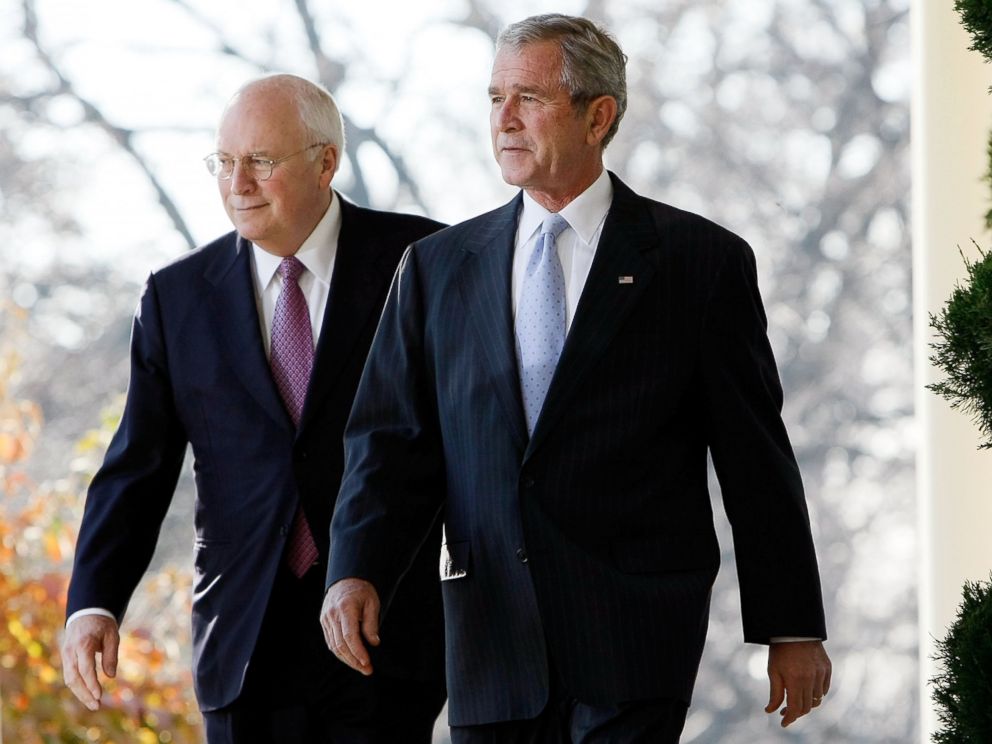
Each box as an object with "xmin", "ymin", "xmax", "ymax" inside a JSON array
[{"xmin": 204, "ymin": 143, "xmax": 328, "ymax": 181}]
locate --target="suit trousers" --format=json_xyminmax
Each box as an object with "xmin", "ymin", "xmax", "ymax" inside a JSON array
[
  {"xmin": 202, "ymin": 562, "xmax": 378, "ymax": 744},
  {"xmin": 201, "ymin": 561, "xmax": 443, "ymax": 744},
  {"xmin": 450, "ymin": 659, "xmax": 688, "ymax": 744}
]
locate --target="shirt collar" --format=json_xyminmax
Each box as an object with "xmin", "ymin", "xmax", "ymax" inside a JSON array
[
  {"xmin": 251, "ymin": 191, "xmax": 341, "ymax": 288},
  {"xmin": 518, "ymin": 169, "xmax": 613, "ymax": 244}
]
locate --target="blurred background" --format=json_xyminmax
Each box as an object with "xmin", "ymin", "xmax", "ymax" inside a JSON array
[{"xmin": 0, "ymin": 0, "xmax": 912, "ymax": 741}]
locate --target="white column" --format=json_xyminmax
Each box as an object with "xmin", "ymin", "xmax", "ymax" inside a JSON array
[{"xmin": 912, "ymin": 2, "xmax": 992, "ymax": 741}]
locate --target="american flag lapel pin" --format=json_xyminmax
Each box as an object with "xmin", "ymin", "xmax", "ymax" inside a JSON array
[{"xmin": 618, "ymin": 275, "xmax": 634, "ymax": 284}]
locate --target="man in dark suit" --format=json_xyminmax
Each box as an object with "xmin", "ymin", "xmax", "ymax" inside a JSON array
[
  {"xmin": 321, "ymin": 14, "xmax": 832, "ymax": 743},
  {"xmin": 61, "ymin": 73, "xmax": 445, "ymax": 744}
]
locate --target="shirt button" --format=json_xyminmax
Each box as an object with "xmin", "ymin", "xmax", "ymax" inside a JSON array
[{"xmin": 516, "ymin": 548, "xmax": 528, "ymax": 563}]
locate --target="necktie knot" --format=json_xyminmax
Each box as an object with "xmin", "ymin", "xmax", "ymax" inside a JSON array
[
  {"xmin": 278, "ymin": 256, "xmax": 306, "ymax": 284},
  {"xmin": 541, "ymin": 213, "xmax": 569, "ymax": 242}
]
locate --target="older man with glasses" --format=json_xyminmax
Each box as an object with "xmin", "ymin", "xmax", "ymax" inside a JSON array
[{"xmin": 62, "ymin": 73, "xmax": 446, "ymax": 744}]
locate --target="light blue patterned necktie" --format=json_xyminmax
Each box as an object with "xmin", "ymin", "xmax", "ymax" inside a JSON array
[{"xmin": 515, "ymin": 213, "xmax": 569, "ymax": 436}]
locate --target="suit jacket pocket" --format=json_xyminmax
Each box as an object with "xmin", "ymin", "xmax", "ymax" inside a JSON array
[
  {"xmin": 439, "ymin": 540, "xmax": 470, "ymax": 581},
  {"xmin": 610, "ymin": 531, "xmax": 719, "ymax": 574},
  {"xmin": 193, "ymin": 537, "xmax": 231, "ymax": 577}
]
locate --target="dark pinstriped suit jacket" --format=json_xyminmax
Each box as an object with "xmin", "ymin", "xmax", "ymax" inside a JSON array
[
  {"xmin": 67, "ymin": 197, "xmax": 446, "ymax": 713},
  {"xmin": 327, "ymin": 173, "xmax": 826, "ymax": 727}
]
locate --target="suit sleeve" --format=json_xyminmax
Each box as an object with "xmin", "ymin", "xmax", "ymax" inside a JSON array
[
  {"xmin": 700, "ymin": 239, "xmax": 827, "ymax": 644},
  {"xmin": 326, "ymin": 245, "xmax": 446, "ymax": 610},
  {"xmin": 66, "ymin": 274, "xmax": 188, "ymax": 623}
]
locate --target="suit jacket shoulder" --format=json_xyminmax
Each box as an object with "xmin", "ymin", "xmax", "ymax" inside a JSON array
[
  {"xmin": 338, "ymin": 196, "xmax": 445, "ymax": 246},
  {"xmin": 609, "ymin": 173, "xmax": 751, "ymax": 258}
]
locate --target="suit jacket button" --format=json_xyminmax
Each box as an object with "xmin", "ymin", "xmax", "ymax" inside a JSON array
[
  {"xmin": 522, "ymin": 477, "xmax": 535, "ymax": 488},
  {"xmin": 280, "ymin": 524, "xmax": 289, "ymax": 536},
  {"xmin": 516, "ymin": 548, "xmax": 528, "ymax": 563}
]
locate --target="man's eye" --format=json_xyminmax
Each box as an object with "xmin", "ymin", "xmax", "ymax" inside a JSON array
[
  {"xmin": 248, "ymin": 158, "xmax": 270, "ymax": 168},
  {"xmin": 490, "ymin": 96, "xmax": 504, "ymax": 104}
]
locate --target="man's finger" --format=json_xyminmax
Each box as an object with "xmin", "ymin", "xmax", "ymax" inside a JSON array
[
  {"xmin": 780, "ymin": 687, "xmax": 811, "ymax": 728},
  {"xmin": 328, "ymin": 614, "xmax": 357, "ymax": 669},
  {"xmin": 319, "ymin": 608, "xmax": 335, "ymax": 651},
  {"xmin": 78, "ymin": 644, "xmax": 103, "ymax": 701},
  {"xmin": 360, "ymin": 591, "xmax": 380, "ymax": 648},
  {"xmin": 62, "ymin": 650, "xmax": 99, "ymax": 711},
  {"xmin": 340, "ymin": 609, "xmax": 372, "ymax": 674},
  {"xmin": 765, "ymin": 673, "xmax": 784, "ymax": 714},
  {"xmin": 73, "ymin": 646, "xmax": 103, "ymax": 710},
  {"xmin": 333, "ymin": 621, "xmax": 367, "ymax": 673}
]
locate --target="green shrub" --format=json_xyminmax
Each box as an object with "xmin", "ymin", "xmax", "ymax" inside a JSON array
[
  {"xmin": 928, "ymin": 247, "xmax": 992, "ymax": 448},
  {"xmin": 931, "ymin": 575, "xmax": 992, "ymax": 743},
  {"xmin": 956, "ymin": 0, "xmax": 992, "ymax": 63}
]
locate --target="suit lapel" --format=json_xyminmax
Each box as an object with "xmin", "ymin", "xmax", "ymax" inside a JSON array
[
  {"xmin": 298, "ymin": 198, "xmax": 394, "ymax": 433},
  {"xmin": 458, "ymin": 195, "xmax": 530, "ymax": 451},
  {"xmin": 205, "ymin": 235, "xmax": 294, "ymax": 432},
  {"xmin": 525, "ymin": 175, "xmax": 658, "ymax": 457}
]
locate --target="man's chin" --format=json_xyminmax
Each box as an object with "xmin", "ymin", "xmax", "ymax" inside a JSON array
[{"xmin": 497, "ymin": 166, "xmax": 529, "ymax": 188}]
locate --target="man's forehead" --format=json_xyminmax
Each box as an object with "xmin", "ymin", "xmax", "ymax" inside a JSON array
[
  {"xmin": 489, "ymin": 43, "xmax": 564, "ymax": 89},
  {"xmin": 217, "ymin": 94, "xmax": 305, "ymax": 150}
]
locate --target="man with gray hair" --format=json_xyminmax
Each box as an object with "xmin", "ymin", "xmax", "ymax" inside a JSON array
[
  {"xmin": 62, "ymin": 73, "xmax": 446, "ymax": 744},
  {"xmin": 322, "ymin": 13, "xmax": 831, "ymax": 743}
]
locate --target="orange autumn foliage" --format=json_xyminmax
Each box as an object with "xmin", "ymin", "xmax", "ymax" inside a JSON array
[{"xmin": 0, "ymin": 311, "xmax": 204, "ymax": 743}]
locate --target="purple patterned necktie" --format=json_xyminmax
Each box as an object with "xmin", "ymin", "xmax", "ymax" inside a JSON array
[{"xmin": 270, "ymin": 256, "xmax": 319, "ymax": 577}]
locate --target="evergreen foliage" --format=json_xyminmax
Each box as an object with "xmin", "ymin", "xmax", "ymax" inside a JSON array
[
  {"xmin": 956, "ymin": 0, "xmax": 992, "ymax": 63},
  {"xmin": 928, "ymin": 246, "xmax": 992, "ymax": 448},
  {"xmin": 931, "ymin": 575, "xmax": 992, "ymax": 743},
  {"xmin": 987, "ymin": 130, "xmax": 992, "ymax": 230}
]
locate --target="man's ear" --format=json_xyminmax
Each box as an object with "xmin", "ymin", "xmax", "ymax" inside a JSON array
[
  {"xmin": 585, "ymin": 96, "xmax": 618, "ymax": 147},
  {"xmin": 319, "ymin": 144, "xmax": 338, "ymax": 188}
]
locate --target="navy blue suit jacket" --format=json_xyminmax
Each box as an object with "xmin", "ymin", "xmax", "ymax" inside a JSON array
[
  {"xmin": 67, "ymin": 196, "xmax": 445, "ymax": 712},
  {"xmin": 328, "ymin": 174, "xmax": 826, "ymax": 726}
]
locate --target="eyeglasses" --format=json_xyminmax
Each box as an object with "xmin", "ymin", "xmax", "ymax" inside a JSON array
[{"xmin": 203, "ymin": 143, "xmax": 328, "ymax": 181}]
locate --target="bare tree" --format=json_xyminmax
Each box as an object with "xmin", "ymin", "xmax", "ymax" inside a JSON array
[{"xmin": 1, "ymin": 1, "xmax": 913, "ymax": 741}]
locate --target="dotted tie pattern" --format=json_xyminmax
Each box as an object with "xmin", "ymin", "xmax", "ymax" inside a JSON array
[
  {"xmin": 515, "ymin": 213, "xmax": 569, "ymax": 436},
  {"xmin": 270, "ymin": 256, "xmax": 319, "ymax": 577}
]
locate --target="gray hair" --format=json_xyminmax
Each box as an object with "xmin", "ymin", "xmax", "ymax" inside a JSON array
[
  {"xmin": 229, "ymin": 73, "xmax": 346, "ymax": 169},
  {"xmin": 497, "ymin": 14, "xmax": 628, "ymax": 147}
]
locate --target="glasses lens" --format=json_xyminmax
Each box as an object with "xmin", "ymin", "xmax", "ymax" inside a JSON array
[
  {"xmin": 205, "ymin": 154, "xmax": 234, "ymax": 178},
  {"xmin": 246, "ymin": 158, "xmax": 273, "ymax": 181}
]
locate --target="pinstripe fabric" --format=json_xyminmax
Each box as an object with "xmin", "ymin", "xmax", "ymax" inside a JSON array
[
  {"xmin": 68, "ymin": 197, "xmax": 447, "ymax": 715},
  {"xmin": 329, "ymin": 173, "xmax": 826, "ymax": 727}
]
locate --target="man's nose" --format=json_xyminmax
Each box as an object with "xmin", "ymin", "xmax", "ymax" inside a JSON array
[
  {"xmin": 494, "ymin": 101, "xmax": 520, "ymax": 131},
  {"xmin": 230, "ymin": 160, "xmax": 257, "ymax": 194}
]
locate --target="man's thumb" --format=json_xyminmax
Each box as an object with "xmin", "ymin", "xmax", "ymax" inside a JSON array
[{"xmin": 102, "ymin": 628, "xmax": 119, "ymax": 677}]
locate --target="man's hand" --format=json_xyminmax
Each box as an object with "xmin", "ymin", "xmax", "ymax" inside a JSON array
[
  {"xmin": 765, "ymin": 640, "xmax": 832, "ymax": 727},
  {"xmin": 320, "ymin": 578, "xmax": 381, "ymax": 676},
  {"xmin": 61, "ymin": 614, "xmax": 120, "ymax": 711}
]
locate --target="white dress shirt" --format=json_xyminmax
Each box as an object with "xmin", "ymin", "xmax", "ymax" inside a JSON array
[
  {"xmin": 511, "ymin": 168, "xmax": 612, "ymax": 333},
  {"xmin": 250, "ymin": 191, "xmax": 341, "ymax": 355},
  {"xmin": 67, "ymin": 195, "xmax": 341, "ymax": 629}
]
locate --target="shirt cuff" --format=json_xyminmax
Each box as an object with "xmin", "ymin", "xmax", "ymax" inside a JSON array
[
  {"xmin": 66, "ymin": 608, "xmax": 117, "ymax": 628},
  {"xmin": 769, "ymin": 636, "xmax": 820, "ymax": 643}
]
